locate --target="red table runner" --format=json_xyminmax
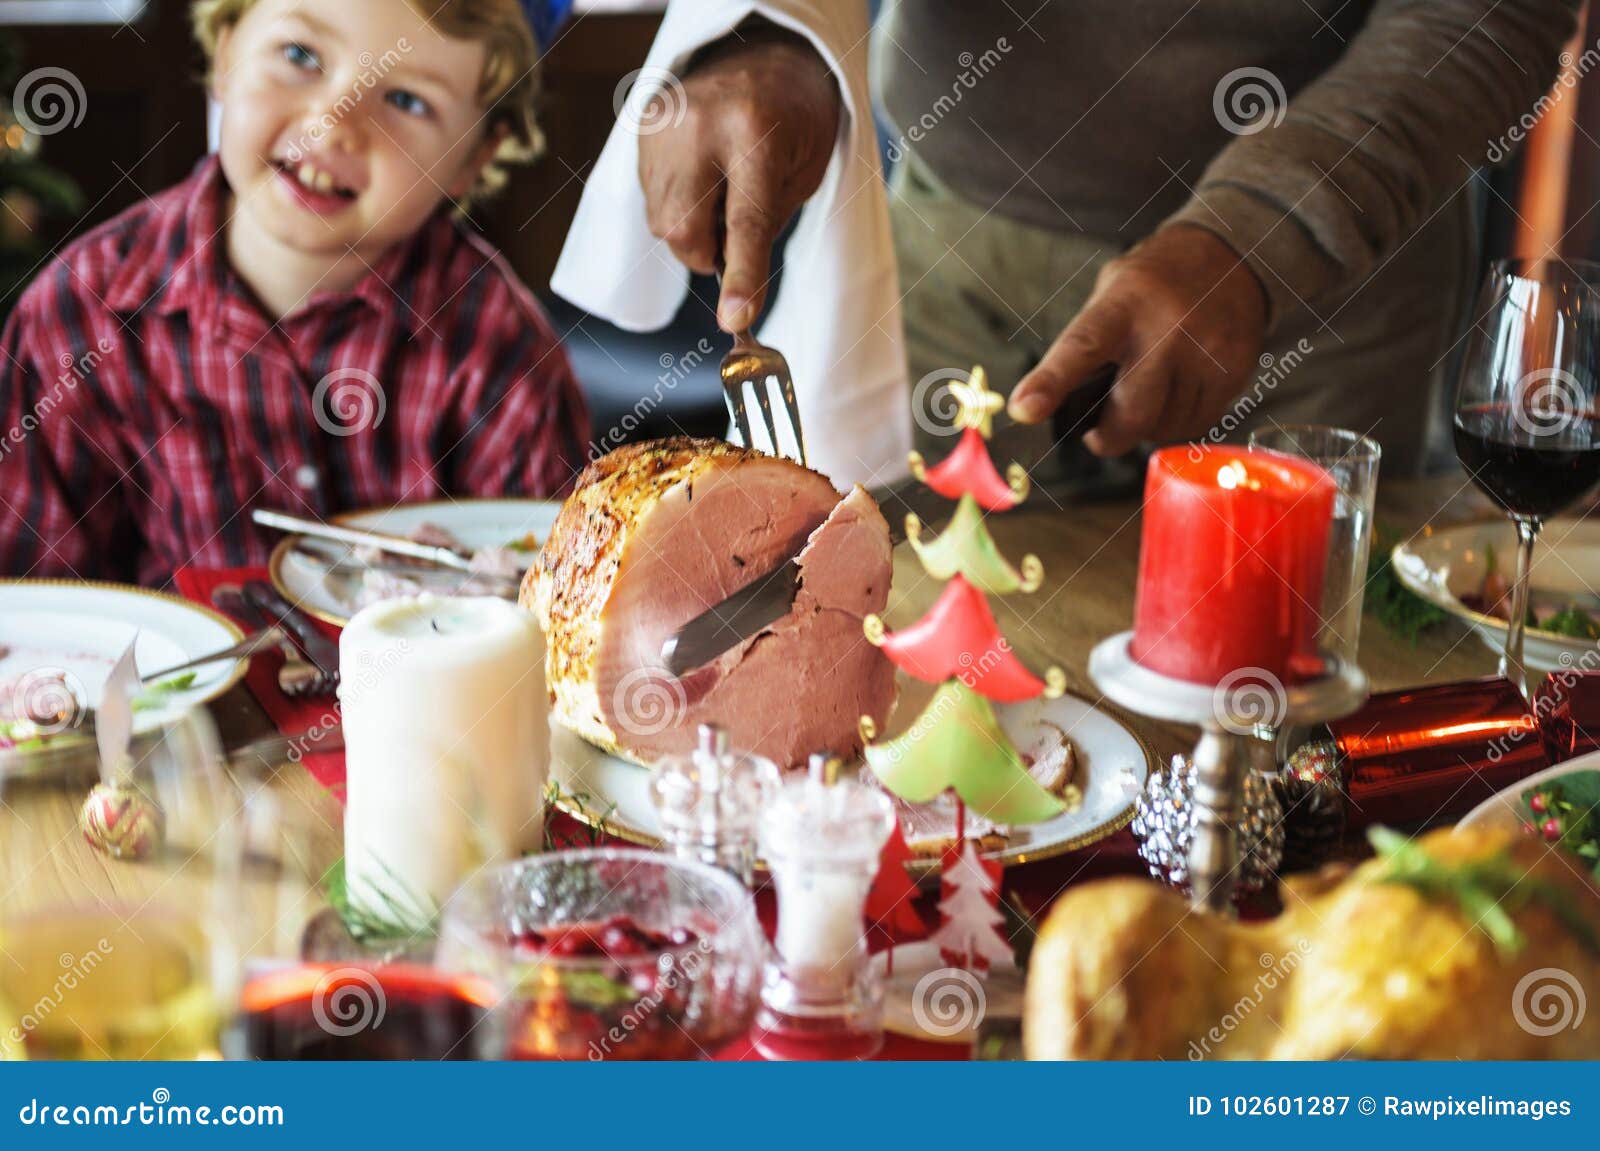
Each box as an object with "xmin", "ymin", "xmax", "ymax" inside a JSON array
[{"xmin": 174, "ymin": 565, "xmax": 1151, "ymax": 1060}]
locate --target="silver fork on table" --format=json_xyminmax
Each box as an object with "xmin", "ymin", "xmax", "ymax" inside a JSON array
[
  {"xmin": 717, "ymin": 271, "xmax": 805, "ymax": 465},
  {"xmin": 212, "ymin": 584, "xmax": 334, "ymax": 699}
]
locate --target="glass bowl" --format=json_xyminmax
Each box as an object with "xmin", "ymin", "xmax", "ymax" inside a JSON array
[{"xmin": 438, "ymin": 848, "xmax": 764, "ymax": 1060}]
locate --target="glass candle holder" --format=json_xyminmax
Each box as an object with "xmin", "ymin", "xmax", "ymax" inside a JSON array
[
  {"xmin": 753, "ymin": 760, "xmax": 894, "ymax": 1060},
  {"xmin": 649, "ymin": 724, "xmax": 780, "ymax": 887}
]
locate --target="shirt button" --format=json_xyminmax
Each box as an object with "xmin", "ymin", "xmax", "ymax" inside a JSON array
[{"xmin": 294, "ymin": 465, "xmax": 320, "ymax": 490}]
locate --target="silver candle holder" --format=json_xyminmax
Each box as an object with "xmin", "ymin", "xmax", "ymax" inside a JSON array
[{"xmin": 1088, "ymin": 633, "xmax": 1367, "ymax": 914}]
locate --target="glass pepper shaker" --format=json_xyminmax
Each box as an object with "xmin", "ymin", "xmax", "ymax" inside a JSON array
[
  {"xmin": 753, "ymin": 754, "xmax": 895, "ymax": 1061},
  {"xmin": 649, "ymin": 724, "xmax": 779, "ymax": 887}
]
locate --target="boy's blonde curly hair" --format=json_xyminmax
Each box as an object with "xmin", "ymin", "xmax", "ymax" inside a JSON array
[{"xmin": 192, "ymin": 0, "xmax": 543, "ymax": 197}]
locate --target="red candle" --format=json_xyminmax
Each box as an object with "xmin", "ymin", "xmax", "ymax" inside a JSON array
[{"xmin": 1130, "ymin": 445, "xmax": 1335, "ymax": 686}]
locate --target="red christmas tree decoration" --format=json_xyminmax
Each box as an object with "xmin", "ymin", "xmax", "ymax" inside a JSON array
[
  {"xmin": 865, "ymin": 576, "xmax": 1063, "ymax": 703},
  {"xmin": 865, "ymin": 817, "xmax": 928, "ymax": 944},
  {"xmin": 909, "ymin": 426, "xmax": 1029, "ymax": 511}
]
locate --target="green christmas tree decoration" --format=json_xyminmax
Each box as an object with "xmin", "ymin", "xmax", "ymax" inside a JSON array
[
  {"xmin": 863, "ymin": 679, "xmax": 1068, "ymax": 825},
  {"xmin": 861, "ymin": 363, "xmax": 1080, "ymax": 833},
  {"xmin": 906, "ymin": 492, "xmax": 1042, "ymax": 596}
]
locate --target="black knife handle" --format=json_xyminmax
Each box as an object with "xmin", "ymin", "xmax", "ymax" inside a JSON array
[
  {"xmin": 243, "ymin": 581, "xmax": 340, "ymax": 675},
  {"xmin": 1050, "ymin": 362, "xmax": 1120, "ymax": 437}
]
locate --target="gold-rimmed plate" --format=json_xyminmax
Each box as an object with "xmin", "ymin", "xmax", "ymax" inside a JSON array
[
  {"xmin": 1392, "ymin": 516, "xmax": 1600, "ymax": 674},
  {"xmin": 549, "ymin": 681, "xmax": 1154, "ymax": 879},
  {"xmin": 267, "ymin": 498, "xmax": 562, "ymax": 627},
  {"xmin": 0, "ymin": 580, "xmax": 247, "ymax": 758}
]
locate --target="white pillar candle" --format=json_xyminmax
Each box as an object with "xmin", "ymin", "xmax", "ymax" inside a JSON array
[{"xmin": 340, "ymin": 595, "xmax": 547, "ymax": 926}]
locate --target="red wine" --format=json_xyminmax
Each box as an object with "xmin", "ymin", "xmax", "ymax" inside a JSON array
[
  {"xmin": 235, "ymin": 964, "xmax": 495, "ymax": 1061},
  {"xmin": 1454, "ymin": 404, "xmax": 1600, "ymax": 519}
]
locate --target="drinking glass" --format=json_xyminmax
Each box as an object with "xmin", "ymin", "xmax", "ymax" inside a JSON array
[
  {"xmin": 438, "ymin": 849, "xmax": 764, "ymax": 1061},
  {"xmin": 1453, "ymin": 258, "xmax": 1600, "ymax": 698},
  {"xmin": 224, "ymin": 760, "xmax": 499, "ymax": 1061},
  {"xmin": 0, "ymin": 706, "xmax": 241, "ymax": 1060},
  {"xmin": 1247, "ymin": 424, "xmax": 1381, "ymax": 666}
]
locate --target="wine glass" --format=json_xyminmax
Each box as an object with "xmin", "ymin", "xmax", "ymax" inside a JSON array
[
  {"xmin": 0, "ymin": 705, "xmax": 241, "ymax": 1060},
  {"xmin": 1453, "ymin": 257, "xmax": 1600, "ymax": 698},
  {"xmin": 226, "ymin": 759, "xmax": 500, "ymax": 1061}
]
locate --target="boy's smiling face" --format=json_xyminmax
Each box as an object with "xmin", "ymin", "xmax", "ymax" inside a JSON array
[{"xmin": 214, "ymin": 0, "xmax": 500, "ymax": 264}]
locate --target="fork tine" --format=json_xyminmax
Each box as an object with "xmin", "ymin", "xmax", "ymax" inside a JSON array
[
  {"xmin": 752, "ymin": 376, "xmax": 782, "ymax": 458},
  {"xmin": 773, "ymin": 369, "xmax": 805, "ymax": 466},
  {"xmin": 724, "ymin": 381, "xmax": 755, "ymax": 450}
]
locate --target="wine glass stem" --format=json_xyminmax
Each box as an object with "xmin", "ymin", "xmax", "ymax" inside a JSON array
[{"xmin": 1503, "ymin": 516, "xmax": 1540, "ymax": 700}]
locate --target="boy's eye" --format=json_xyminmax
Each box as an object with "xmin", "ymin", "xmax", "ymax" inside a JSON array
[
  {"xmin": 385, "ymin": 90, "xmax": 433, "ymax": 119},
  {"xmin": 282, "ymin": 42, "xmax": 320, "ymax": 71}
]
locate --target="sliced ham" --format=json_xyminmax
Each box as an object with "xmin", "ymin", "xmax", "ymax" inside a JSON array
[{"xmin": 525, "ymin": 438, "xmax": 895, "ymax": 767}]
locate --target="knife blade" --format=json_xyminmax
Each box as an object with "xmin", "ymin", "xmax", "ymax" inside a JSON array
[
  {"xmin": 252, "ymin": 508, "xmax": 478, "ymax": 572},
  {"xmin": 660, "ymin": 558, "xmax": 801, "ymax": 678},
  {"xmin": 243, "ymin": 581, "xmax": 341, "ymax": 676}
]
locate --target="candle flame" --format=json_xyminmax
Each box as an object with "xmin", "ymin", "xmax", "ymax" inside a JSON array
[{"xmin": 1215, "ymin": 460, "xmax": 1261, "ymax": 491}]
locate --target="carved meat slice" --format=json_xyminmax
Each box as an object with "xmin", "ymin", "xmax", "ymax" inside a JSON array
[{"xmin": 525, "ymin": 438, "xmax": 895, "ymax": 767}]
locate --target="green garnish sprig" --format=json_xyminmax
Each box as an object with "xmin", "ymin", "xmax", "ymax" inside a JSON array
[{"xmin": 1368, "ymin": 827, "xmax": 1600, "ymax": 958}]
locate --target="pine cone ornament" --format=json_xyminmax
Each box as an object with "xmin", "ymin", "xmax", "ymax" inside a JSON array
[
  {"xmin": 1275, "ymin": 739, "xmax": 1347, "ymax": 871},
  {"xmin": 1131, "ymin": 754, "xmax": 1284, "ymax": 900}
]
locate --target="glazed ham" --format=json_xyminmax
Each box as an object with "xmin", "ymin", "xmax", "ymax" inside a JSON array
[{"xmin": 524, "ymin": 438, "xmax": 895, "ymax": 767}]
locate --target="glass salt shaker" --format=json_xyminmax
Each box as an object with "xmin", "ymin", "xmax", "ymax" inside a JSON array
[
  {"xmin": 753, "ymin": 755, "xmax": 895, "ymax": 1061},
  {"xmin": 649, "ymin": 724, "xmax": 779, "ymax": 887}
]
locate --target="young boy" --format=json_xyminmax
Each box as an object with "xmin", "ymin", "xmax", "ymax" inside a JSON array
[{"xmin": 0, "ymin": 0, "xmax": 588, "ymax": 585}]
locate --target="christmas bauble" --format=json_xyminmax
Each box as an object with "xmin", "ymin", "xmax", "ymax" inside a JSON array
[
  {"xmin": 1130, "ymin": 755, "xmax": 1284, "ymax": 900},
  {"xmin": 79, "ymin": 781, "xmax": 164, "ymax": 861}
]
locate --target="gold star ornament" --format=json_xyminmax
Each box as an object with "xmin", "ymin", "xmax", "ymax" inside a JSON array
[{"xmin": 949, "ymin": 365, "xmax": 1005, "ymax": 439}]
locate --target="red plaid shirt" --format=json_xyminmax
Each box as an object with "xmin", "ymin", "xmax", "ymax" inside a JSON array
[{"xmin": 0, "ymin": 157, "xmax": 588, "ymax": 586}]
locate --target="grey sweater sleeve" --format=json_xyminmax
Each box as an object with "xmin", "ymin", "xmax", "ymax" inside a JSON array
[{"xmin": 1165, "ymin": 0, "xmax": 1580, "ymax": 329}]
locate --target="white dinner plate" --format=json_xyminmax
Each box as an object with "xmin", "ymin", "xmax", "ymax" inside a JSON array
[
  {"xmin": 1456, "ymin": 749, "xmax": 1600, "ymax": 834},
  {"xmin": 549, "ymin": 682, "xmax": 1154, "ymax": 878},
  {"xmin": 1391, "ymin": 517, "xmax": 1600, "ymax": 674},
  {"xmin": 268, "ymin": 498, "xmax": 562, "ymax": 626},
  {"xmin": 0, "ymin": 580, "xmax": 246, "ymax": 746}
]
